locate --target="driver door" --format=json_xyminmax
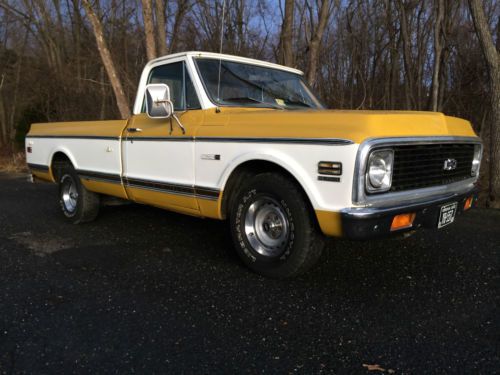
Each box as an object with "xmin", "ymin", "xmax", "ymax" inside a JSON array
[{"xmin": 122, "ymin": 60, "xmax": 203, "ymax": 213}]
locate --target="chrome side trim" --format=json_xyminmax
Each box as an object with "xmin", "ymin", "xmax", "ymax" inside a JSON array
[
  {"xmin": 77, "ymin": 170, "xmax": 122, "ymax": 185},
  {"xmin": 195, "ymin": 137, "xmax": 353, "ymax": 145},
  {"xmin": 352, "ymin": 136, "xmax": 482, "ymax": 207},
  {"xmin": 26, "ymin": 135, "xmax": 353, "ymax": 146},
  {"xmin": 27, "ymin": 135, "xmax": 120, "ymax": 140}
]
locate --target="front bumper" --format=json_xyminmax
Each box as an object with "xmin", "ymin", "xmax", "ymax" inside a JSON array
[{"xmin": 341, "ymin": 187, "xmax": 479, "ymax": 240}]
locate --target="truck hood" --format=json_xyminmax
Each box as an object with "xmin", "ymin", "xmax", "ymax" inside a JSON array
[{"xmin": 201, "ymin": 108, "xmax": 478, "ymax": 144}]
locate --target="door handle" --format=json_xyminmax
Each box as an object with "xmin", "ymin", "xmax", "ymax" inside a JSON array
[{"xmin": 127, "ymin": 128, "xmax": 142, "ymax": 133}]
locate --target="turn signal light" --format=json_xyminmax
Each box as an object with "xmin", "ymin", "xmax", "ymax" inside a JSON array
[
  {"xmin": 464, "ymin": 196, "xmax": 473, "ymax": 211},
  {"xmin": 391, "ymin": 213, "xmax": 416, "ymax": 231}
]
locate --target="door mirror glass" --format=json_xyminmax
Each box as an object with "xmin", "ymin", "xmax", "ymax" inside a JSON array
[{"xmin": 145, "ymin": 83, "xmax": 173, "ymax": 118}]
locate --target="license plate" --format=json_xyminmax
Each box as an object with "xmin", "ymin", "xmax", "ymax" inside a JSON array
[{"xmin": 438, "ymin": 202, "xmax": 458, "ymax": 228}]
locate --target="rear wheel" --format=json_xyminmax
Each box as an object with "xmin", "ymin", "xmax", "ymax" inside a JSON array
[
  {"xmin": 229, "ymin": 172, "xmax": 324, "ymax": 278},
  {"xmin": 58, "ymin": 164, "xmax": 100, "ymax": 224}
]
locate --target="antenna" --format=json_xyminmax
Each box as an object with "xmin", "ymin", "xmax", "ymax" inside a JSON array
[{"xmin": 216, "ymin": 0, "xmax": 227, "ymax": 102}]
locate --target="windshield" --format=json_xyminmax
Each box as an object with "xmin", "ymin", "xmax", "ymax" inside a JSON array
[{"xmin": 195, "ymin": 58, "xmax": 324, "ymax": 110}]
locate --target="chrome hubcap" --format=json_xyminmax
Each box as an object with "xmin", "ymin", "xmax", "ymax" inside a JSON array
[
  {"xmin": 61, "ymin": 175, "xmax": 78, "ymax": 213},
  {"xmin": 244, "ymin": 197, "xmax": 290, "ymax": 257}
]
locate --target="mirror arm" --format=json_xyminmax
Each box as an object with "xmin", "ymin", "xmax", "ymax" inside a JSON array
[
  {"xmin": 164, "ymin": 101, "xmax": 185, "ymax": 135},
  {"xmin": 172, "ymin": 113, "xmax": 186, "ymax": 134}
]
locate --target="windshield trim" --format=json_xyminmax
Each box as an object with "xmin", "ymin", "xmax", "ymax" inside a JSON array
[{"xmin": 193, "ymin": 57, "xmax": 325, "ymax": 110}]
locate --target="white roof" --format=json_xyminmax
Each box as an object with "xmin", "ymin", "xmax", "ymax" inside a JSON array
[{"xmin": 145, "ymin": 51, "xmax": 304, "ymax": 76}]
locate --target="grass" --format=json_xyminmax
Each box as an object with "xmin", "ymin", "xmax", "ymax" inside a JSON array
[{"xmin": 0, "ymin": 151, "xmax": 28, "ymax": 173}]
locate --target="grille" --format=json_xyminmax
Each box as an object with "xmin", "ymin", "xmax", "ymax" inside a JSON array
[{"xmin": 389, "ymin": 143, "xmax": 475, "ymax": 192}]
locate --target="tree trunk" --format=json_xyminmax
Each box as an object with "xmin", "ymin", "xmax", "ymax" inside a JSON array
[
  {"xmin": 170, "ymin": 0, "xmax": 189, "ymax": 53},
  {"xmin": 142, "ymin": 0, "xmax": 157, "ymax": 61},
  {"xmin": 155, "ymin": 0, "xmax": 168, "ymax": 56},
  {"xmin": 431, "ymin": 0, "xmax": 445, "ymax": 112},
  {"xmin": 0, "ymin": 74, "xmax": 7, "ymax": 146},
  {"xmin": 396, "ymin": 0, "xmax": 415, "ymax": 109},
  {"xmin": 306, "ymin": 0, "xmax": 331, "ymax": 86},
  {"xmin": 468, "ymin": 0, "xmax": 500, "ymax": 208},
  {"xmin": 279, "ymin": 0, "xmax": 294, "ymax": 67},
  {"xmin": 81, "ymin": 0, "xmax": 131, "ymax": 119}
]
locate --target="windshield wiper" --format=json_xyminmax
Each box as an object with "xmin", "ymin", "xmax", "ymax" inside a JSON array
[{"xmin": 223, "ymin": 97, "xmax": 284, "ymax": 110}]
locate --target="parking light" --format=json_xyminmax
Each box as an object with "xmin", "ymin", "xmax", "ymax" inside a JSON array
[{"xmin": 391, "ymin": 213, "xmax": 416, "ymax": 231}]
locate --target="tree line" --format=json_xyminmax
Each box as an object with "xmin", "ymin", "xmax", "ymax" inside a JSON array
[{"xmin": 0, "ymin": 0, "xmax": 498, "ymax": 207}]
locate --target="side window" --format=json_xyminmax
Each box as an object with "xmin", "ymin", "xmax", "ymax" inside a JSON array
[{"xmin": 147, "ymin": 61, "xmax": 201, "ymax": 111}]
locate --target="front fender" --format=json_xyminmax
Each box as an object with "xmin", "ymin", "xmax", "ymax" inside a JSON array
[{"xmin": 218, "ymin": 151, "xmax": 324, "ymax": 210}]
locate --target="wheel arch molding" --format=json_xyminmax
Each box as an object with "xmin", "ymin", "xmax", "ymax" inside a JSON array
[
  {"xmin": 50, "ymin": 148, "xmax": 78, "ymax": 182},
  {"xmin": 218, "ymin": 154, "xmax": 320, "ymax": 220}
]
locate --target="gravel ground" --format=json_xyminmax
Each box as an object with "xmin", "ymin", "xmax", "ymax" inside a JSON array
[{"xmin": 0, "ymin": 173, "xmax": 498, "ymax": 374}]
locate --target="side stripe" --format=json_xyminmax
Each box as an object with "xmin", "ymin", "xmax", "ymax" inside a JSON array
[
  {"xmin": 76, "ymin": 169, "xmax": 219, "ymax": 201},
  {"xmin": 77, "ymin": 170, "xmax": 122, "ymax": 184}
]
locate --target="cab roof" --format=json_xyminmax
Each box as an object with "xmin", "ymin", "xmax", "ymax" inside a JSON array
[{"xmin": 145, "ymin": 51, "xmax": 304, "ymax": 76}]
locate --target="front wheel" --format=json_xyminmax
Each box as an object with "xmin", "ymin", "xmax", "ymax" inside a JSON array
[
  {"xmin": 58, "ymin": 164, "xmax": 100, "ymax": 224},
  {"xmin": 229, "ymin": 173, "xmax": 324, "ymax": 278}
]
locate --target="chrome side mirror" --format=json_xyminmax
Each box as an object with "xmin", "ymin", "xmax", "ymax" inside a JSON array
[{"xmin": 145, "ymin": 83, "xmax": 173, "ymax": 119}]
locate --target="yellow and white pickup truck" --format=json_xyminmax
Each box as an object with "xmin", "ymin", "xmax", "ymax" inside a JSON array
[{"xmin": 26, "ymin": 51, "xmax": 482, "ymax": 278}]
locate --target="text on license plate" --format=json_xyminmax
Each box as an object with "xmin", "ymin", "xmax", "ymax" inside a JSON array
[{"xmin": 438, "ymin": 202, "xmax": 458, "ymax": 229}]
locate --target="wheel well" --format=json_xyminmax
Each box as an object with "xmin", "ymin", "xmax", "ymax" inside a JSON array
[
  {"xmin": 220, "ymin": 160, "xmax": 313, "ymax": 219},
  {"xmin": 51, "ymin": 152, "xmax": 73, "ymax": 181}
]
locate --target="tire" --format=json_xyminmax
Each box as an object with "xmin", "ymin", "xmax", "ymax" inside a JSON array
[
  {"xmin": 58, "ymin": 163, "xmax": 100, "ymax": 224},
  {"xmin": 229, "ymin": 172, "xmax": 324, "ymax": 278}
]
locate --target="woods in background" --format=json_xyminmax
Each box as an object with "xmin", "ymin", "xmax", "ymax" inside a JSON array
[{"xmin": 0, "ymin": 0, "xmax": 498, "ymax": 206}]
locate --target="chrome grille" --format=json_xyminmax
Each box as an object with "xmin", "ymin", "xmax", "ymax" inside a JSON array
[{"xmin": 389, "ymin": 143, "xmax": 475, "ymax": 192}]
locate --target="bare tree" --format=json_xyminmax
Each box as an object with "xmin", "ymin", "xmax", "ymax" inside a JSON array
[
  {"xmin": 142, "ymin": 0, "xmax": 157, "ymax": 61},
  {"xmin": 279, "ymin": 0, "xmax": 294, "ymax": 67},
  {"xmin": 305, "ymin": 0, "xmax": 332, "ymax": 85},
  {"xmin": 155, "ymin": 0, "xmax": 168, "ymax": 56},
  {"xmin": 396, "ymin": 0, "xmax": 416, "ymax": 109},
  {"xmin": 0, "ymin": 73, "xmax": 6, "ymax": 145},
  {"xmin": 468, "ymin": 0, "xmax": 500, "ymax": 208},
  {"xmin": 431, "ymin": 0, "xmax": 445, "ymax": 112},
  {"xmin": 81, "ymin": 0, "xmax": 130, "ymax": 119}
]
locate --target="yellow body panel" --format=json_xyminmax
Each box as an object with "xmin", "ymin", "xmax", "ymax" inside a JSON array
[
  {"xmin": 125, "ymin": 111, "xmax": 203, "ymax": 138},
  {"xmin": 315, "ymin": 210, "xmax": 343, "ymax": 237},
  {"xmin": 32, "ymin": 170, "xmax": 53, "ymax": 182},
  {"xmin": 197, "ymin": 193, "xmax": 223, "ymax": 219},
  {"xmin": 29, "ymin": 120, "xmax": 129, "ymax": 137},
  {"xmin": 126, "ymin": 186, "xmax": 200, "ymax": 216},
  {"xmin": 197, "ymin": 108, "xmax": 476, "ymax": 142},
  {"xmin": 29, "ymin": 109, "xmax": 476, "ymax": 143}
]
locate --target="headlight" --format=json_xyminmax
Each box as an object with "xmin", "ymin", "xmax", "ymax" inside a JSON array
[
  {"xmin": 471, "ymin": 144, "xmax": 482, "ymax": 177},
  {"xmin": 366, "ymin": 149, "xmax": 394, "ymax": 193}
]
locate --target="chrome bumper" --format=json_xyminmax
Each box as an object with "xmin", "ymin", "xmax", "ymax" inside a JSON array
[{"xmin": 340, "ymin": 185, "xmax": 479, "ymax": 239}]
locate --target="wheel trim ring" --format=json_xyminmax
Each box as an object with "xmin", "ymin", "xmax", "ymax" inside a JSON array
[
  {"xmin": 243, "ymin": 196, "xmax": 290, "ymax": 258},
  {"xmin": 61, "ymin": 175, "xmax": 78, "ymax": 213}
]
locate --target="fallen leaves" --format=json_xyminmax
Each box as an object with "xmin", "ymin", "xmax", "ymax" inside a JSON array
[{"xmin": 362, "ymin": 363, "xmax": 395, "ymax": 373}]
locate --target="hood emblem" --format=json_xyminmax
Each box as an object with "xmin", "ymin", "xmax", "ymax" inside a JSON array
[{"xmin": 443, "ymin": 158, "xmax": 458, "ymax": 171}]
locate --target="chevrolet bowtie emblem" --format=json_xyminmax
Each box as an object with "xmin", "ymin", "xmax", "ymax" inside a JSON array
[{"xmin": 443, "ymin": 158, "xmax": 458, "ymax": 171}]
